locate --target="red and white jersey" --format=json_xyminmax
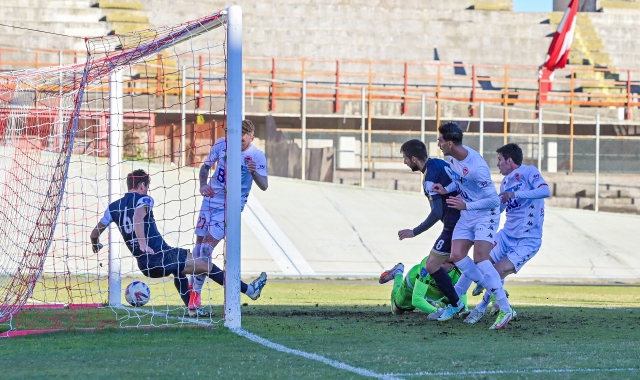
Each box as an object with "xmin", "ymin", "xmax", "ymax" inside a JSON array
[
  {"xmin": 445, "ymin": 146, "xmax": 500, "ymax": 220},
  {"xmin": 500, "ymin": 164, "xmax": 549, "ymax": 239},
  {"xmin": 204, "ymin": 137, "xmax": 267, "ymax": 211}
]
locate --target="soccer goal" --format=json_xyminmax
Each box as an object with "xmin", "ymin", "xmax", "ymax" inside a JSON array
[{"xmin": 0, "ymin": 6, "xmax": 244, "ymax": 334}]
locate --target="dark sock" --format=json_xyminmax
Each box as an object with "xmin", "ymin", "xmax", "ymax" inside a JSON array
[
  {"xmin": 173, "ymin": 275, "xmax": 190, "ymax": 306},
  {"xmin": 207, "ymin": 264, "xmax": 249, "ymax": 293},
  {"xmin": 431, "ymin": 267, "xmax": 460, "ymax": 307},
  {"xmin": 207, "ymin": 263, "xmax": 225, "ymax": 286}
]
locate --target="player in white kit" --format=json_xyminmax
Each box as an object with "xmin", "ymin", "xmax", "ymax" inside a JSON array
[
  {"xmin": 189, "ymin": 120, "xmax": 269, "ymax": 317},
  {"xmin": 463, "ymin": 143, "xmax": 550, "ymax": 326},
  {"xmin": 431, "ymin": 122, "xmax": 510, "ymax": 329}
]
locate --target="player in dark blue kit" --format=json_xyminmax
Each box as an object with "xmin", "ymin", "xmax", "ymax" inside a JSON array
[
  {"xmin": 380, "ymin": 139, "xmax": 463, "ymax": 320},
  {"xmin": 89, "ymin": 169, "xmax": 266, "ymax": 315}
]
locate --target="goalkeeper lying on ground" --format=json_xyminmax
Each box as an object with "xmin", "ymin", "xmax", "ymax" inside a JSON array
[{"xmin": 379, "ymin": 256, "xmax": 467, "ymax": 319}]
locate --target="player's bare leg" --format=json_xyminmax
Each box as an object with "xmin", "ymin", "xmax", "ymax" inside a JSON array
[{"xmin": 185, "ymin": 232, "xmax": 220, "ymax": 315}]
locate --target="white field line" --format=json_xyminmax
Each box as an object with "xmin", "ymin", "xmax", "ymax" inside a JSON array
[
  {"xmin": 231, "ymin": 327, "xmax": 403, "ymax": 380},
  {"xmin": 391, "ymin": 368, "xmax": 639, "ymax": 377},
  {"xmin": 509, "ymin": 301, "xmax": 639, "ymax": 311},
  {"xmin": 113, "ymin": 307, "xmax": 401, "ymax": 379}
]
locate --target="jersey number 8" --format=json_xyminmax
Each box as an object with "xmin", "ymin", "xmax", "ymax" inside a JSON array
[{"xmin": 216, "ymin": 168, "xmax": 226, "ymax": 184}]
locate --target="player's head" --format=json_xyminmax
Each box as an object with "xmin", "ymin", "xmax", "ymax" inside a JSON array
[
  {"xmin": 437, "ymin": 122, "xmax": 463, "ymax": 156},
  {"xmin": 496, "ymin": 143, "xmax": 523, "ymax": 175},
  {"xmin": 400, "ymin": 139, "xmax": 428, "ymax": 172},
  {"xmin": 126, "ymin": 169, "xmax": 150, "ymax": 193},
  {"xmin": 241, "ymin": 119, "xmax": 255, "ymax": 151}
]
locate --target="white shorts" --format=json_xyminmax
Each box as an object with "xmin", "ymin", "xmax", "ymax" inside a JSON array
[
  {"xmin": 452, "ymin": 213, "xmax": 499, "ymax": 244},
  {"xmin": 195, "ymin": 201, "xmax": 226, "ymax": 241},
  {"xmin": 489, "ymin": 230, "xmax": 541, "ymax": 273}
]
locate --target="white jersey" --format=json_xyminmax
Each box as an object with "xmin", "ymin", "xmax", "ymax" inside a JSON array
[
  {"xmin": 204, "ymin": 137, "xmax": 268, "ymax": 211},
  {"xmin": 500, "ymin": 164, "xmax": 548, "ymax": 239},
  {"xmin": 445, "ymin": 146, "xmax": 500, "ymax": 220}
]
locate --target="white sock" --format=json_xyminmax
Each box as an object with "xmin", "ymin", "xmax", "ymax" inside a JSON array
[
  {"xmin": 475, "ymin": 290, "xmax": 492, "ymax": 313},
  {"xmin": 454, "ymin": 257, "xmax": 485, "ymax": 298},
  {"xmin": 454, "ymin": 273, "xmax": 473, "ymax": 299},
  {"xmin": 477, "ymin": 260, "xmax": 511, "ymax": 312},
  {"xmin": 193, "ymin": 244, "xmax": 214, "ymax": 294}
]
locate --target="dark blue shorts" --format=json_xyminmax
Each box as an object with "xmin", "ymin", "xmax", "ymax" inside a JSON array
[
  {"xmin": 431, "ymin": 227, "xmax": 453, "ymax": 256},
  {"xmin": 135, "ymin": 247, "xmax": 188, "ymax": 278}
]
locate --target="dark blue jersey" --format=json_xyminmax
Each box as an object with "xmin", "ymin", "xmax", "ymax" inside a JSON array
[
  {"xmin": 422, "ymin": 158, "xmax": 460, "ymax": 228},
  {"xmin": 99, "ymin": 192, "xmax": 171, "ymax": 256}
]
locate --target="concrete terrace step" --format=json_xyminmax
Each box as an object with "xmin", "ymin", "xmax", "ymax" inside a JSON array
[
  {"xmin": 91, "ymin": 0, "xmax": 142, "ymax": 10},
  {"xmin": 0, "ymin": 0, "xmax": 92, "ymax": 9},
  {"xmin": 0, "ymin": 7, "xmax": 103, "ymax": 23},
  {"xmin": 100, "ymin": 9, "xmax": 148, "ymax": 23}
]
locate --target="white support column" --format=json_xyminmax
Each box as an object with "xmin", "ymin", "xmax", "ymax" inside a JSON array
[
  {"xmin": 181, "ymin": 66, "xmax": 186, "ymax": 167},
  {"xmin": 301, "ymin": 80, "xmax": 307, "ymax": 181},
  {"xmin": 595, "ymin": 114, "xmax": 600, "ymax": 212},
  {"xmin": 479, "ymin": 101, "xmax": 484, "ymax": 157},
  {"xmin": 108, "ymin": 70, "xmax": 123, "ymax": 307},
  {"xmin": 538, "ymin": 108, "xmax": 543, "ymax": 170},
  {"xmin": 360, "ymin": 87, "xmax": 365, "ymax": 187},
  {"xmin": 224, "ymin": 5, "xmax": 243, "ymax": 329},
  {"xmin": 420, "ymin": 94, "xmax": 425, "ymax": 144},
  {"xmin": 57, "ymin": 50, "xmax": 63, "ymax": 151}
]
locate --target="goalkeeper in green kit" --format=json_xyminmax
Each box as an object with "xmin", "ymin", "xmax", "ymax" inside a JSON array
[{"xmin": 379, "ymin": 256, "xmax": 467, "ymax": 318}]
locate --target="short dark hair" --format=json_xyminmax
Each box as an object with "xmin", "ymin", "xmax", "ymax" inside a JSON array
[
  {"xmin": 242, "ymin": 119, "xmax": 255, "ymax": 135},
  {"xmin": 496, "ymin": 143, "xmax": 523, "ymax": 166},
  {"xmin": 126, "ymin": 169, "xmax": 150, "ymax": 190},
  {"xmin": 400, "ymin": 139, "xmax": 428, "ymax": 161},
  {"xmin": 438, "ymin": 122, "xmax": 463, "ymax": 145}
]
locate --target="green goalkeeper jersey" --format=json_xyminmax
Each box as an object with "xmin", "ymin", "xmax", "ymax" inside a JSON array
[{"xmin": 391, "ymin": 256, "xmax": 463, "ymax": 314}]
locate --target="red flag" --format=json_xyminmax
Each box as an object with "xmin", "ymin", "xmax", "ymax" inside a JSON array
[{"xmin": 543, "ymin": 0, "xmax": 578, "ymax": 71}]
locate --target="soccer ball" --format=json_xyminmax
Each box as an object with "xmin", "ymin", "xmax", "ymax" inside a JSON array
[{"xmin": 125, "ymin": 281, "xmax": 150, "ymax": 307}]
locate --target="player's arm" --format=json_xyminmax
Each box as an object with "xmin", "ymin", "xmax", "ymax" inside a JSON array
[
  {"xmin": 248, "ymin": 152, "xmax": 268, "ymax": 191},
  {"xmin": 411, "ymin": 279, "xmax": 438, "ymax": 314},
  {"xmin": 90, "ymin": 222, "xmax": 107, "ymax": 253},
  {"xmin": 460, "ymin": 167, "xmax": 500, "ymax": 211},
  {"xmin": 199, "ymin": 163, "xmax": 214, "ymax": 197},
  {"xmin": 133, "ymin": 202, "xmax": 154, "ymax": 254},
  {"xmin": 90, "ymin": 208, "xmax": 113, "ymax": 253},
  {"xmin": 200, "ymin": 138, "xmax": 225, "ymax": 197},
  {"xmin": 432, "ymin": 182, "xmax": 457, "ymax": 195},
  {"xmin": 249, "ymin": 166, "xmax": 268, "ymax": 191},
  {"xmin": 501, "ymin": 168, "xmax": 550, "ymax": 201}
]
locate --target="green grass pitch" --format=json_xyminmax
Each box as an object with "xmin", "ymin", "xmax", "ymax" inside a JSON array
[{"xmin": 1, "ymin": 281, "xmax": 640, "ymax": 379}]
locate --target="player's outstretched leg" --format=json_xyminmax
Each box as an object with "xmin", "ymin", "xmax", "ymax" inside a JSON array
[
  {"xmin": 379, "ymin": 263, "xmax": 404, "ymax": 284},
  {"xmin": 246, "ymin": 272, "xmax": 268, "ymax": 300},
  {"xmin": 204, "ymin": 262, "xmax": 267, "ymax": 300}
]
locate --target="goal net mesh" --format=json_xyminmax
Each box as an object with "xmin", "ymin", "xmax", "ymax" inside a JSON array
[{"xmin": 0, "ymin": 11, "xmax": 231, "ymax": 331}]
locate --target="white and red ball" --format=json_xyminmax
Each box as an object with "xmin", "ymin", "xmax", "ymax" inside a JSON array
[{"xmin": 125, "ymin": 281, "xmax": 150, "ymax": 307}]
